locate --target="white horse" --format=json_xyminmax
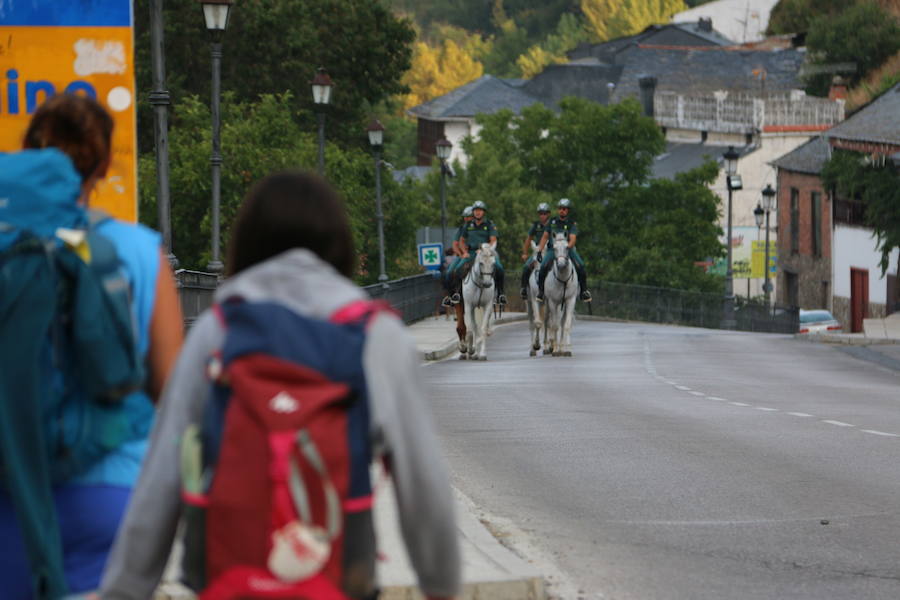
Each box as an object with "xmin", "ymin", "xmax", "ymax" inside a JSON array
[
  {"xmin": 544, "ymin": 234, "xmax": 577, "ymax": 357},
  {"xmin": 526, "ymin": 241, "xmax": 547, "ymax": 356},
  {"xmin": 461, "ymin": 243, "xmax": 496, "ymax": 361}
]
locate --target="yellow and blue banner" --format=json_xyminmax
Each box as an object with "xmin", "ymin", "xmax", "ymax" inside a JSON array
[{"xmin": 0, "ymin": 0, "xmax": 137, "ymax": 221}]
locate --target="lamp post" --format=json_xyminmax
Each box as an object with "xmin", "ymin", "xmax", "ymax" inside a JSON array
[
  {"xmin": 722, "ymin": 145, "xmax": 742, "ymax": 329},
  {"xmin": 761, "ymin": 183, "xmax": 776, "ymax": 308},
  {"xmin": 150, "ymin": 0, "xmax": 176, "ymax": 267},
  {"xmin": 311, "ymin": 67, "xmax": 333, "ymax": 176},
  {"xmin": 367, "ymin": 119, "xmax": 388, "ymax": 282},
  {"xmin": 436, "ymin": 138, "xmax": 452, "ymax": 253},
  {"xmin": 199, "ymin": 0, "xmax": 233, "ymax": 274}
]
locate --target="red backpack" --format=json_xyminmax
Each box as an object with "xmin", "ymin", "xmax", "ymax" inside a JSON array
[{"xmin": 180, "ymin": 298, "xmax": 392, "ymax": 600}]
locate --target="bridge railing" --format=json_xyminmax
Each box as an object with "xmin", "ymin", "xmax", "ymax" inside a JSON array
[
  {"xmin": 176, "ymin": 270, "xmax": 443, "ymax": 327},
  {"xmin": 579, "ymin": 280, "xmax": 799, "ymax": 334}
]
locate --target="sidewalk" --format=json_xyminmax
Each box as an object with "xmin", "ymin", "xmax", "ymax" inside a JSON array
[
  {"xmin": 156, "ymin": 310, "xmax": 545, "ymax": 600},
  {"xmin": 410, "ymin": 310, "xmax": 528, "ymax": 361}
]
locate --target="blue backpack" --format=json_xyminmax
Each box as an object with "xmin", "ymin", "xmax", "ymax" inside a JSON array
[{"xmin": 0, "ymin": 149, "xmax": 145, "ymax": 599}]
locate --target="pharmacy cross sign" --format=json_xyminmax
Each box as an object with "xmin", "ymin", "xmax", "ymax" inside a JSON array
[{"xmin": 417, "ymin": 242, "xmax": 443, "ymax": 271}]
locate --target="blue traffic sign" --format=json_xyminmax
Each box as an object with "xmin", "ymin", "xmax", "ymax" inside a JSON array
[{"xmin": 417, "ymin": 243, "xmax": 443, "ymax": 271}]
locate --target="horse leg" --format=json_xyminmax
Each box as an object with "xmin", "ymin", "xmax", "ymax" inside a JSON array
[
  {"xmin": 455, "ymin": 302, "xmax": 467, "ymax": 356},
  {"xmin": 562, "ymin": 296, "xmax": 575, "ymax": 357},
  {"xmin": 465, "ymin": 302, "xmax": 476, "ymax": 358},
  {"xmin": 477, "ymin": 304, "xmax": 490, "ymax": 360}
]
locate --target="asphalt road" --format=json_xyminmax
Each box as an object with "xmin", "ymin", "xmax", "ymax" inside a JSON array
[{"xmin": 423, "ymin": 319, "xmax": 900, "ymax": 600}]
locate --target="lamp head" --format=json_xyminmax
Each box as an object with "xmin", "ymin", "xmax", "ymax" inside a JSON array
[
  {"xmin": 366, "ymin": 119, "xmax": 385, "ymax": 147},
  {"xmin": 754, "ymin": 203, "xmax": 764, "ymax": 228},
  {"xmin": 199, "ymin": 0, "xmax": 233, "ymax": 33},
  {"xmin": 761, "ymin": 183, "xmax": 776, "ymax": 212},
  {"xmin": 435, "ymin": 138, "xmax": 452, "ymax": 161},
  {"xmin": 723, "ymin": 145, "xmax": 740, "ymax": 176},
  {"xmin": 311, "ymin": 67, "xmax": 334, "ymax": 105}
]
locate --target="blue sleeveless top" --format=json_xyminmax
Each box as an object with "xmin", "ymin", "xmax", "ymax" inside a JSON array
[{"xmin": 70, "ymin": 219, "xmax": 161, "ymax": 487}]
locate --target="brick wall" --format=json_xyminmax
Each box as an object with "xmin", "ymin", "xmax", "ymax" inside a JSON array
[{"xmin": 775, "ymin": 169, "xmax": 832, "ymax": 309}]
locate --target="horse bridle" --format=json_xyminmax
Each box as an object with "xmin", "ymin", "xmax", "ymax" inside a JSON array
[{"xmin": 467, "ymin": 253, "xmax": 495, "ymax": 290}]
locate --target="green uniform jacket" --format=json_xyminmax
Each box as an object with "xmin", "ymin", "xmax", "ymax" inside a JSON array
[{"xmin": 461, "ymin": 219, "xmax": 498, "ymax": 251}]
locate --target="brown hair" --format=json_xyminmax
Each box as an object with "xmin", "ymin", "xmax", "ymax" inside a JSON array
[
  {"xmin": 23, "ymin": 94, "xmax": 114, "ymax": 182},
  {"xmin": 226, "ymin": 171, "xmax": 356, "ymax": 278}
]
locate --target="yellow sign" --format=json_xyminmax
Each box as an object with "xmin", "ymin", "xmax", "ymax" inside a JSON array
[
  {"xmin": 0, "ymin": 3, "xmax": 137, "ymax": 222},
  {"xmin": 751, "ymin": 240, "xmax": 777, "ymax": 278}
]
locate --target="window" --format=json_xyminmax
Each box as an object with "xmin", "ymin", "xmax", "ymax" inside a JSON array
[
  {"xmin": 811, "ymin": 191, "xmax": 822, "ymax": 257},
  {"xmin": 790, "ymin": 188, "xmax": 800, "ymax": 255}
]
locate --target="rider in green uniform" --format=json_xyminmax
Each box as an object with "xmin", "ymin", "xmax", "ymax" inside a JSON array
[
  {"xmin": 450, "ymin": 200, "xmax": 507, "ymax": 305},
  {"xmin": 520, "ymin": 202, "xmax": 551, "ymax": 299},
  {"xmin": 442, "ymin": 206, "xmax": 473, "ymax": 307},
  {"xmin": 536, "ymin": 198, "xmax": 592, "ymax": 302}
]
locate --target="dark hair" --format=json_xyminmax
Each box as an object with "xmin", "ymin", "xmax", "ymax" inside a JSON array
[
  {"xmin": 23, "ymin": 94, "xmax": 114, "ymax": 182},
  {"xmin": 226, "ymin": 171, "xmax": 356, "ymax": 278}
]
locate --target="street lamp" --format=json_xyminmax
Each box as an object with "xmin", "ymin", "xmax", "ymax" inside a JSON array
[
  {"xmin": 367, "ymin": 119, "xmax": 388, "ymax": 282},
  {"xmin": 754, "ymin": 204, "xmax": 764, "ymax": 228},
  {"xmin": 436, "ymin": 138, "xmax": 452, "ymax": 253},
  {"xmin": 150, "ymin": 0, "xmax": 176, "ymax": 267},
  {"xmin": 722, "ymin": 145, "xmax": 742, "ymax": 329},
  {"xmin": 199, "ymin": 0, "xmax": 233, "ymax": 274},
  {"xmin": 311, "ymin": 67, "xmax": 333, "ymax": 176},
  {"xmin": 761, "ymin": 183, "xmax": 777, "ymax": 307}
]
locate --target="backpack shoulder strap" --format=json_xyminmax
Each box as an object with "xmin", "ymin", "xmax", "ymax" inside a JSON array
[{"xmin": 330, "ymin": 299, "xmax": 396, "ymax": 327}]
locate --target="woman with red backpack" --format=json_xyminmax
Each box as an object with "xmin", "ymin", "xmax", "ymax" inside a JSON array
[{"xmin": 100, "ymin": 172, "xmax": 461, "ymax": 600}]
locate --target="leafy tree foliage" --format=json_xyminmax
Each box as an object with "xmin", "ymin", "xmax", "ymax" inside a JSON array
[
  {"xmin": 139, "ymin": 93, "xmax": 426, "ymax": 283},
  {"xmin": 580, "ymin": 0, "xmax": 686, "ymax": 41},
  {"xmin": 766, "ymin": 0, "xmax": 846, "ymax": 35},
  {"xmin": 517, "ymin": 13, "xmax": 590, "ymax": 78},
  {"xmin": 804, "ymin": 1, "xmax": 900, "ymax": 94},
  {"xmin": 402, "ymin": 40, "xmax": 484, "ymax": 109},
  {"xmin": 439, "ymin": 98, "xmax": 723, "ymax": 290},
  {"xmin": 822, "ymin": 149, "xmax": 900, "ymax": 276},
  {"xmin": 133, "ymin": 0, "xmax": 415, "ymax": 151}
]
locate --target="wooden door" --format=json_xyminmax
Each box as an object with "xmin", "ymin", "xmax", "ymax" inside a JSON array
[{"xmin": 850, "ymin": 268, "xmax": 869, "ymax": 333}]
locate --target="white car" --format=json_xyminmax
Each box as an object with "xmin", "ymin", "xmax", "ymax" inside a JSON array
[{"xmin": 798, "ymin": 309, "xmax": 842, "ymax": 334}]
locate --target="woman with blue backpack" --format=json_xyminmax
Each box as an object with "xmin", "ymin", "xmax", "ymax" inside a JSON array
[
  {"xmin": 99, "ymin": 171, "xmax": 461, "ymax": 600},
  {"xmin": 0, "ymin": 94, "xmax": 184, "ymax": 598}
]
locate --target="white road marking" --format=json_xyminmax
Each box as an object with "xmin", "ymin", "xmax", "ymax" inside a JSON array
[
  {"xmin": 754, "ymin": 407, "xmax": 779, "ymax": 412},
  {"xmin": 787, "ymin": 412, "xmax": 814, "ymax": 417},
  {"xmin": 689, "ymin": 391, "xmax": 706, "ymax": 397},
  {"xmin": 675, "ymin": 385, "xmax": 691, "ymax": 391},
  {"xmin": 707, "ymin": 397, "xmax": 727, "ymax": 402},
  {"xmin": 861, "ymin": 429, "xmax": 900, "ymax": 437},
  {"xmin": 730, "ymin": 402, "xmax": 750, "ymax": 407},
  {"xmin": 822, "ymin": 420, "xmax": 855, "ymax": 427}
]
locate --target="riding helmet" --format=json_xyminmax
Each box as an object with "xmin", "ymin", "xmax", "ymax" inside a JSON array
[
  {"xmin": 472, "ymin": 200, "xmax": 487, "ymax": 211},
  {"xmin": 537, "ymin": 202, "xmax": 550, "ymax": 213},
  {"xmin": 462, "ymin": 205, "xmax": 474, "ymax": 217},
  {"xmin": 558, "ymin": 198, "xmax": 572, "ymax": 209}
]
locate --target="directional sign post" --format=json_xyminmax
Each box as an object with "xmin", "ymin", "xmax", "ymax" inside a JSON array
[{"xmin": 418, "ymin": 243, "xmax": 443, "ymax": 271}]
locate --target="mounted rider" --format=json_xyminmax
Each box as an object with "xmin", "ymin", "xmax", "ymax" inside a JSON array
[
  {"xmin": 520, "ymin": 202, "xmax": 551, "ymax": 299},
  {"xmin": 450, "ymin": 200, "xmax": 507, "ymax": 305},
  {"xmin": 441, "ymin": 205, "xmax": 473, "ymax": 307},
  {"xmin": 536, "ymin": 198, "xmax": 592, "ymax": 302}
]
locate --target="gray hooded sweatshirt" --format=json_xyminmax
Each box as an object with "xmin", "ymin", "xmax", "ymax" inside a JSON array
[{"xmin": 99, "ymin": 249, "xmax": 460, "ymax": 599}]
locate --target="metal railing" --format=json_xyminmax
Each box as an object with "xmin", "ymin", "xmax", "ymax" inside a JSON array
[
  {"xmin": 363, "ymin": 273, "xmax": 443, "ymax": 324},
  {"xmin": 578, "ymin": 280, "xmax": 799, "ymax": 334},
  {"xmin": 176, "ymin": 270, "xmax": 443, "ymax": 327},
  {"xmin": 175, "ymin": 269, "xmax": 219, "ymax": 328}
]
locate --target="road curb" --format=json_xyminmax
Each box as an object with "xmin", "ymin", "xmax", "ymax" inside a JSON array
[{"xmin": 420, "ymin": 314, "xmax": 528, "ymax": 362}]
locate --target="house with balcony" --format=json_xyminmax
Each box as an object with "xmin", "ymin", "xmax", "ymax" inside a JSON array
[{"xmin": 770, "ymin": 84, "xmax": 900, "ymax": 331}]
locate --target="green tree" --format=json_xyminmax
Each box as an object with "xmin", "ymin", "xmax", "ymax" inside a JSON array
[
  {"xmin": 140, "ymin": 93, "xmax": 426, "ymax": 283},
  {"xmin": 133, "ymin": 0, "xmax": 415, "ymax": 151},
  {"xmin": 822, "ymin": 149, "xmax": 900, "ymax": 276},
  {"xmin": 805, "ymin": 1, "xmax": 900, "ymax": 94},
  {"xmin": 517, "ymin": 13, "xmax": 590, "ymax": 77},
  {"xmin": 767, "ymin": 0, "xmax": 846, "ymax": 35},
  {"xmin": 444, "ymin": 97, "xmax": 722, "ymax": 290}
]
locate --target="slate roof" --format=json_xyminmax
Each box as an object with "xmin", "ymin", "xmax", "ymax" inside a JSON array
[
  {"xmin": 407, "ymin": 75, "xmax": 541, "ymax": 120},
  {"xmin": 652, "ymin": 142, "xmax": 754, "ymax": 179},
  {"xmin": 568, "ymin": 22, "xmax": 733, "ymax": 63},
  {"xmin": 610, "ymin": 46, "xmax": 805, "ymax": 103},
  {"xmin": 523, "ymin": 63, "xmax": 623, "ymax": 107},
  {"xmin": 770, "ymin": 136, "xmax": 830, "ymax": 175},
  {"xmin": 825, "ymin": 83, "xmax": 900, "ymax": 146}
]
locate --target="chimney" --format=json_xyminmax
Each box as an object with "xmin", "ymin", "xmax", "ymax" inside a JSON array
[
  {"xmin": 828, "ymin": 75, "xmax": 848, "ymax": 102},
  {"xmin": 698, "ymin": 17, "xmax": 712, "ymax": 32},
  {"xmin": 638, "ymin": 76, "xmax": 657, "ymax": 118}
]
